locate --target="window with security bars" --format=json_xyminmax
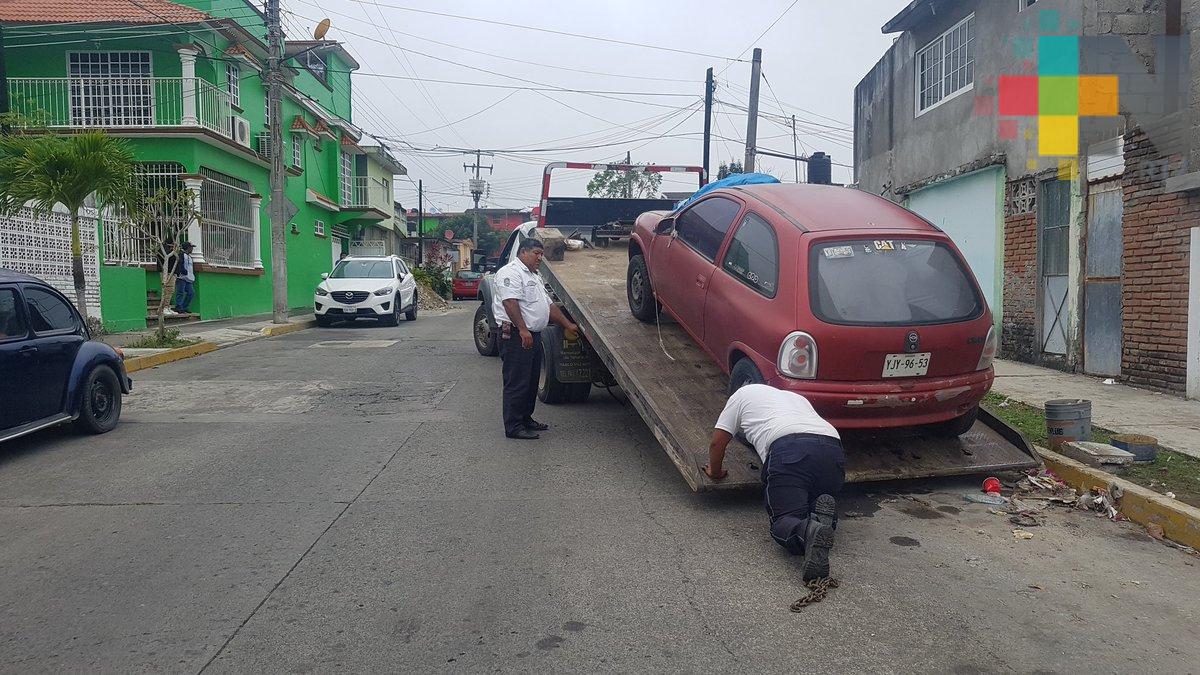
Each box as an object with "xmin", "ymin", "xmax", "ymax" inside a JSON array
[
  {"xmin": 68, "ymin": 52, "xmax": 153, "ymax": 126},
  {"xmin": 199, "ymin": 167, "xmax": 255, "ymax": 268},
  {"xmin": 225, "ymin": 63, "xmax": 240, "ymax": 107},
  {"xmin": 103, "ymin": 162, "xmax": 186, "ymax": 265},
  {"xmin": 915, "ymin": 14, "xmax": 975, "ymax": 114}
]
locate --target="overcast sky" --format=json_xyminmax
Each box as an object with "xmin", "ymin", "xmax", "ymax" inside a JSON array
[{"xmin": 282, "ymin": 0, "xmax": 910, "ymax": 213}]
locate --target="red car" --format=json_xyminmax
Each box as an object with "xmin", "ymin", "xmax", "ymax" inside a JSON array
[
  {"xmin": 452, "ymin": 269, "xmax": 483, "ymax": 300},
  {"xmin": 627, "ymin": 184, "xmax": 996, "ymax": 434}
]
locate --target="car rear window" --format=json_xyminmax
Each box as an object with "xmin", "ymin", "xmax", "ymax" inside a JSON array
[
  {"xmin": 810, "ymin": 239, "xmax": 982, "ymax": 325},
  {"xmin": 330, "ymin": 260, "xmax": 394, "ymax": 279},
  {"xmin": 457, "ymin": 271, "xmax": 483, "ymax": 280}
]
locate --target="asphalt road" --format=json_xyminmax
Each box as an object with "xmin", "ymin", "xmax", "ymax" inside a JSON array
[{"xmin": 1, "ymin": 306, "xmax": 1198, "ymax": 673}]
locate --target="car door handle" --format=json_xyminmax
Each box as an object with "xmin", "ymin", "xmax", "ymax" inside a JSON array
[
  {"xmin": 18, "ymin": 345, "xmax": 38, "ymax": 356},
  {"xmin": 695, "ymin": 274, "xmax": 706, "ymax": 288}
]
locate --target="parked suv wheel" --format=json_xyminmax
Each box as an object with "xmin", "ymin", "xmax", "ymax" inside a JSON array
[
  {"xmin": 627, "ymin": 254, "xmax": 658, "ymax": 323},
  {"xmin": 405, "ymin": 290, "xmax": 418, "ymax": 321}
]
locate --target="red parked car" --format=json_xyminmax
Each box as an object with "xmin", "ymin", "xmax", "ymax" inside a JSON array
[
  {"xmin": 627, "ymin": 184, "xmax": 996, "ymax": 434},
  {"xmin": 452, "ymin": 269, "xmax": 483, "ymax": 300}
]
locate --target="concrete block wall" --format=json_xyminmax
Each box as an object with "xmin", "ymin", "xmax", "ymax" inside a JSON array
[{"xmin": 1122, "ymin": 128, "xmax": 1196, "ymax": 393}]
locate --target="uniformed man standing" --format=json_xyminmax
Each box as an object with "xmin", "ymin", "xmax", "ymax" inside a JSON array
[{"xmin": 492, "ymin": 238, "xmax": 579, "ymax": 440}]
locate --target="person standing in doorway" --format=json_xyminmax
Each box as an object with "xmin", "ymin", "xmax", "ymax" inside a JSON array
[
  {"xmin": 492, "ymin": 238, "xmax": 579, "ymax": 440},
  {"xmin": 704, "ymin": 383, "xmax": 845, "ymax": 580},
  {"xmin": 172, "ymin": 241, "xmax": 197, "ymax": 314}
]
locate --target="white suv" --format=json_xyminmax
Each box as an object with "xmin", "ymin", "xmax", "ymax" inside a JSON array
[{"xmin": 314, "ymin": 256, "xmax": 418, "ymax": 327}]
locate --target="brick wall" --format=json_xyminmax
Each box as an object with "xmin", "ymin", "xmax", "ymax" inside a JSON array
[
  {"xmin": 1002, "ymin": 178, "xmax": 1039, "ymax": 362},
  {"xmin": 1121, "ymin": 128, "xmax": 1195, "ymax": 393}
]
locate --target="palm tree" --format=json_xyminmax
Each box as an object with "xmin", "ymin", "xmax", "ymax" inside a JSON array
[{"xmin": 0, "ymin": 130, "xmax": 137, "ymax": 321}]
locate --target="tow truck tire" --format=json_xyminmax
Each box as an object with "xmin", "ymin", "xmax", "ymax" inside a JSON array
[
  {"xmin": 474, "ymin": 304, "xmax": 498, "ymax": 356},
  {"xmin": 932, "ymin": 405, "xmax": 979, "ymax": 437},
  {"xmin": 538, "ymin": 326, "xmax": 591, "ymax": 404},
  {"xmin": 728, "ymin": 357, "xmax": 765, "ymax": 395},
  {"xmin": 627, "ymin": 254, "xmax": 658, "ymax": 323}
]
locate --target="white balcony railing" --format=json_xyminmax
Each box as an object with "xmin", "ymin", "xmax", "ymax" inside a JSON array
[
  {"xmin": 7, "ymin": 77, "xmax": 233, "ymax": 137},
  {"xmin": 344, "ymin": 176, "xmax": 392, "ymax": 212}
]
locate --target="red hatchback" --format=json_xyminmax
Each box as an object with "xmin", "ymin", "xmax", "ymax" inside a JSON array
[
  {"xmin": 627, "ymin": 184, "xmax": 997, "ymax": 434},
  {"xmin": 452, "ymin": 269, "xmax": 483, "ymax": 300}
]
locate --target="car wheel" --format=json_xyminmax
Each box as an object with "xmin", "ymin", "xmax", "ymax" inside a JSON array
[
  {"xmin": 627, "ymin": 254, "xmax": 658, "ymax": 323},
  {"xmin": 474, "ymin": 304, "xmax": 498, "ymax": 357},
  {"xmin": 538, "ymin": 326, "xmax": 591, "ymax": 404},
  {"xmin": 728, "ymin": 357, "xmax": 765, "ymax": 396},
  {"xmin": 76, "ymin": 365, "xmax": 122, "ymax": 434},
  {"xmin": 405, "ymin": 290, "xmax": 418, "ymax": 321},
  {"xmin": 932, "ymin": 405, "xmax": 979, "ymax": 437},
  {"xmin": 316, "ymin": 315, "xmax": 332, "ymax": 328}
]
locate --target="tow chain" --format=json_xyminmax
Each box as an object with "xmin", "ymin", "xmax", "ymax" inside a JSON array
[{"xmin": 790, "ymin": 577, "xmax": 840, "ymax": 612}]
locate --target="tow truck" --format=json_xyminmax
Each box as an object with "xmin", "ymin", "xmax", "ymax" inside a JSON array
[{"xmin": 473, "ymin": 162, "xmax": 1040, "ymax": 491}]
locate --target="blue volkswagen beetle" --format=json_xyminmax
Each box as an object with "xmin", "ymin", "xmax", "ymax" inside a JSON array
[{"xmin": 0, "ymin": 269, "xmax": 132, "ymax": 443}]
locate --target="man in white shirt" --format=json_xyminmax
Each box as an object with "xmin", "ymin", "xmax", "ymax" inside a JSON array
[
  {"xmin": 704, "ymin": 383, "xmax": 845, "ymax": 580},
  {"xmin": 493, "ymin": 237, "xmax": 579, "ymax": 440}
]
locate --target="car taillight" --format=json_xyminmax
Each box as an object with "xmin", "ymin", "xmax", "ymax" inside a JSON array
[
  {"xmin": 976, "ymin": 325, "xmax": 997, "ymax": 371},
  {"xmin": 778, "ymin": 331, "xmax": 818, "ymax": 379}
]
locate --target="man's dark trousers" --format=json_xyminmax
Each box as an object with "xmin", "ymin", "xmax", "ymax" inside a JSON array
[
  {"xmin": 761, "ymin": 433, "xmax": 845, "ymax": 554},
  {"xmin": 499, "ymin": 329, "xmax": 543, "ymax": 435}
]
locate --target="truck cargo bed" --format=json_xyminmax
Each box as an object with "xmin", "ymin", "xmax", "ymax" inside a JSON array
[{"xmin": 541, "ymin": 244, "xmax": 1041, "ymax": 492}]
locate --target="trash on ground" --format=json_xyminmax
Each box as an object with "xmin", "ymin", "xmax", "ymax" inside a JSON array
[
  {"xmin": 1015, "ymin": 470, "xmax": 1078, "ymax": 504},
  {"xmin": 1012, "ymin": 529, "xmax": 1035, "ymax": 540},
  {"xmin": 1060, "ymin": 441, "xmax": 1135, "ymax": 468},
  {"xmin": 1076, "ymin": 488, "xmax": 1121, "ymax": 520},
  {"xmin": 1146, "ymin": 523, "xmax": 1165, "ymax": 541},
  {"xmin": 1103, "ymin": 378, "xmax": 1116, "ymax": 385},
  {"xmin": 1166, "ymin": 491, "xmax": 1177, "ymax": 499},
  {"xmin": 965, "ymin": 492, "xmax": 1008, "ymax": 505},
  {"xmin": 1009, "ymin": 512, "xmax": 1045, "ymax": 528}
]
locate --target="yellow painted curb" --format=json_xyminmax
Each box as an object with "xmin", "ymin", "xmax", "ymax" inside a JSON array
[
  {"xmin": 124, "ymin": 342, "xmax": 219, "ymax": 373},
  {"xmin": 1038, "ymin": 447, "xmax": 1200, "ymax": 550},
  {"xmin": 260, "ymin": 320, "xmax": 315, "ymax": 337}
]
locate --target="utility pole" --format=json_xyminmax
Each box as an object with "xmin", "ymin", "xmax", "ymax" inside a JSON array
[
  {"xmin": 266, "ymin": 0, "xmax": 288, "ymax": 324},
  {"xmin": 791, "ymin": 115, "xmax": 800, "ymax": 183},
  {"xmin": 417, "ymin": 179, "xmax": 424, "ymax": 266},
  {"xmin": 624, "ymin": 150, "xmax": 632, "ymax": 198},
  {"xmin": 463, "ymin": 150, "xmax": 492, "ymax": 267},
  {"xmin": 702, "ymin": 67, "xmax": 713, "ymax": 182},
  {"xmin": 743, "ymin": 47, "xmax": 762, "ymax": 173}
]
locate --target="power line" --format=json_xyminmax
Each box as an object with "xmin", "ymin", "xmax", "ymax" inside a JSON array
[{"xmin": 717, "ymin": 0, "xmax": 800, "ymax": 76}]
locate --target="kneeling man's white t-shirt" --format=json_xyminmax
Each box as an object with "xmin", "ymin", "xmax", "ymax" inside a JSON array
[{"xmin": 715, "ymin": 384, "xmax": 839, "ymax": 462}]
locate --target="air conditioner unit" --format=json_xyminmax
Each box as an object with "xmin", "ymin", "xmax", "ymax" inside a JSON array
[{"xmin": 233, "ymin": 116, "xmax": 252, "ymax": 148}]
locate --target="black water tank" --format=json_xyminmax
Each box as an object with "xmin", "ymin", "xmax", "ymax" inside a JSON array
[{"xmin": 807, "ymin": 152, "xmax": 832, "ymax": 185}]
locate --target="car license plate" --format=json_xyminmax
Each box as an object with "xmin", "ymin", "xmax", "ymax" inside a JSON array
[
  {"xmin": 882, "ymin": 352, "xmax": 930, "ymax": 378},
  {"xmin": 345, "ymin": 307, "xmax": 358, "ymax": 313}
]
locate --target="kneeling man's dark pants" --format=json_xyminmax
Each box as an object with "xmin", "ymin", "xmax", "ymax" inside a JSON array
[
  {"xmin": 499, "ymin": 330, "xmax": 542, "ymax": 435},
  {"xmin": 762, "ymin": 433, "xmax": 846, "ymax": 554}
]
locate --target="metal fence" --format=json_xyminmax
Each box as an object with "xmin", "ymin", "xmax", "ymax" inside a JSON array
[{"xmin": 199, "ymin": 168, "xmax": 255, "ymax": 268}]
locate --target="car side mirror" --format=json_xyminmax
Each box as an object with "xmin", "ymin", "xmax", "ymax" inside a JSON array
[
  {"xmin": 654, "ymin": 218, "xmax": 675, "ymax": 235},
  {"xmin": 485, "ymin": 262, "xmax": 498, "ymax": 272},
  {"xmin": 320, "ymin": 272, "xmax": 329, "ymax": 280}
]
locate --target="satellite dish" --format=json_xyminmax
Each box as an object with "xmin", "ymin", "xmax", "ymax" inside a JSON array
[{"xmin": 314, "ymin": 18, "xmax": 331, "ymax": 40}]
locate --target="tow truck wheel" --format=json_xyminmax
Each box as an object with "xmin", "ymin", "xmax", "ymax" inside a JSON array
[
  {"xmin": 728, "ymin": 357, "xmax": 764, "ymax": 395},
  {"xmin": 932, "ymin": 405, "xmax": 979, "ymax": 437},
  {"xmin": 627, "ymin": 254, "xmax": 658, "ymax": 323},
  {"xmin": 538, "ymin": 327, "xmax": 591, "ymax": 404},
  {"xmin": 473, "ymin": 304, "xmax": 498, "ymax": 356}
]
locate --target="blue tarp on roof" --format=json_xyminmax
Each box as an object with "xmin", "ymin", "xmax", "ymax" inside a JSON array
[{"xmin": 675, "ymin": 172, "xmax": 780, "ymax": 210}]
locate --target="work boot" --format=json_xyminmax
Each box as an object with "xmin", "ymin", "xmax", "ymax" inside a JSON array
[
  {"xmin": 811, "ymin": 494, "xmax": 837, "ymax": 530},
  {"xmin": 524, "ymin": 419, "xmax": 550, "ymax": 431},
  {"xmin": 506, "ymin": 428, "xmax": 540, "ymax": 440},
  {"xmin": 800, "ymin": 517, "xmax": 835, "ymax": 581}
]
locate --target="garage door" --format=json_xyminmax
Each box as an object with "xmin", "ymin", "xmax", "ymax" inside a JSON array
[{"xmin": 904, "ymin": 167, "xmax": 1003, "ymax": 322}]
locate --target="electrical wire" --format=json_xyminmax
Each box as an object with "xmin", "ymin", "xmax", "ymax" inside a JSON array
[{"xmin": 716, "ymin": 0, "xmax": 800, "ymax": 76}]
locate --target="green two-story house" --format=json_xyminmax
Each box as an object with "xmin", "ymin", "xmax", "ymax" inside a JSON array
[{"xmin": 0, "ymin": 0, "xmax": 406, "ymax": 331}]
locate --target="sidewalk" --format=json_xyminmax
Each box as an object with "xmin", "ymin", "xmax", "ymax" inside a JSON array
[
  {"xmin": 992, "ymin": 359, "xmax": 1200, "ymax": 460},
  {"xmin": 104, "ymin": 311, "xmax": 314, "ymax": 365}
]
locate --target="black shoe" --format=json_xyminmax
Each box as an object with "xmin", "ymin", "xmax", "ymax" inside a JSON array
[
  {"xmin": 800, "ymin": 517, "xmax": 835, "ymax": 581},
  {"xmin": 506, "ymin": 428, "xmax": 540, "ymax": 440},
  {"xmin": 811, "ymin": 494, "xmax": 837, "ymax": 530},
  {"xmin": 524, "ymin": 419, "xmax": 550, "ymax": 431}
]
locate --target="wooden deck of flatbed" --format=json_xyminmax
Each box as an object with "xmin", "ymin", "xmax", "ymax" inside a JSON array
[{"xmin": 541, "ymin": 243, "xmax": 1040, "ymax": 493}]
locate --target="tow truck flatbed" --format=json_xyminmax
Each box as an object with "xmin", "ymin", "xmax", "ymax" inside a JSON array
[{"xmin": 541, "ymin": 243, "xmax": 1041, "ymax": 492}]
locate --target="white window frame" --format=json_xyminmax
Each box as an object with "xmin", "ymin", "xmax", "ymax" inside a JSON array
[
  {"xmin": 292, "ymin": 134, "xmax": 303, "ymax": 168},
  {"xmin": 225, "ymin": 62, "xmax": 241, "ymax": 107},
  {"xmin": 340, "ymin": 151, "xmax": 354, "ymax": 204},
  {"xmin": 914, "ymin": 14, "xmax": 975, "ymax": 117},
  {"xmin": 1018, "ymin": 0, "xmax": 1037, "ymax": 10},
  {"xmin": 66, "ymin": 51, "xmax": 155, "ymax": 127},
  {"xmin": 315, "ymin": 219, "xmax": 325, "ymax": 236}
]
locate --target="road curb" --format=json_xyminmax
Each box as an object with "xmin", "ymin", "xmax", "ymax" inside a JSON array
[
  {"xmin": 1038, "ymin": 447, "xmax": 1200, "ymax": 550},
  {"xmin": 124, "ymin": 342, "xmax": 220, "ymax": 373},
  {"xmin": 260, "ymin": 319, "xmax": 316, "ymax": 337}
]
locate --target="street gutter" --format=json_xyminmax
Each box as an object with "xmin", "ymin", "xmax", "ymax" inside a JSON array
[{"xmin": 124, "ymin": 319, "xmax": 316, "ymax": 373}]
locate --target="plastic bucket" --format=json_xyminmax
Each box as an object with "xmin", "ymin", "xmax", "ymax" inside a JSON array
[
  {"xmin": 1110, "ymin": 434, "xmax": 1159, "ymax": 463},
  {"xmin": 1045, "ymin": 399, "xmax": 1092, "ymax": 450}
]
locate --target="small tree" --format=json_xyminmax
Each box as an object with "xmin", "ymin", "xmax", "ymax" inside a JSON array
[
  {"xmin": 0, "ymin": 130, "xmax": 137, "ymax": 320},
  {"xmin": 431, "ymin": 213, "xmax": 501, "ymax": 257},
  {"xmin": 717, "ymin": 161, "xmax": 744, "ymax": 180},
  {"xmin": 119, "ymin": 187, "xmax": 200, "ymax": 339},
  {"xmin": 587, "ymin": 166, "xmax": 663, "ymax": 199}
]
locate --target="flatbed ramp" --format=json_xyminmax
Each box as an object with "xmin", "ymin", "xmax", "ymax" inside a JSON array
[{"xmin": 542, "ymin": 244, "xmax": 1041, "ymax": 492}]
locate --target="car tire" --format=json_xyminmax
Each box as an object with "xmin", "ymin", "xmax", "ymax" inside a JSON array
[
  {"xmin": 76, "ymin": 365, "xmax": 122, "ymax": 434},
  {"xmin": 538, "ymin": 326, "xmax": 591, "ymax": 404},
  {"xmin": 627, "ymin": 254, "xmax": 658, "ymax": 323},
  {"xmin": 474, "ymin": 304, "xmax": 498, "ymax": 357},
  {"xmin": 316, "ymin": 314, "xmax": 332, "ymax": 328},
  {"xmin": 932, "ymin": 405, "xmax": 979, "ymax": 437},
  {"xmin": 405, "ymin": 291, "xmax": 418, "ymax": 321},
  {"xmin": 728, "ymin": 357, "xmax": 765, "ymax": 396},
  {"xmin": 381, "ymin": 297, "xmax": 401, "ymax": 327}
]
